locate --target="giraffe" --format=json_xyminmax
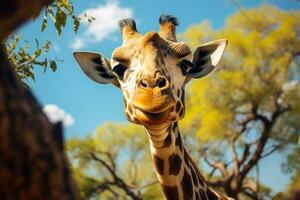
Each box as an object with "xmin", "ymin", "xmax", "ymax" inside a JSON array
[{"xmin": 73, "ymin": 15, "xmax": 233, "ymax": 200}]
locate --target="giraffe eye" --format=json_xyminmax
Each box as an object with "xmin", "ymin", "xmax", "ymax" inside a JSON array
[
  {"xmin": 112, "ymin": 64, "xmax": 127, "ymax": 80},
  {"xmin": 177, "ymin": 59, "xmax": 193, "ymax": 76}
]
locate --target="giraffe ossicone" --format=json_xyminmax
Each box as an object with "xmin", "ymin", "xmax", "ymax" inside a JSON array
[{"xmin": 74, "ymin": 15, "xmax": 233, "ymax": 200}]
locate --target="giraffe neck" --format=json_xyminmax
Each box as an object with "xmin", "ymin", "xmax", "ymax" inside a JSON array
[{"xmin": 144, "ymin": 122, "xmax": 221, "ymax": 200}]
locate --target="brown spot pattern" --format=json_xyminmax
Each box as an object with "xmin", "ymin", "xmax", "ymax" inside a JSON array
[
  {"xmin": 123, "ymin": 98, "xmax": 127, "ymax": 108},
  {"xmin": 175, "ymin": 135, "xmax": 183, "ymax": 152},
  {"xmin": 162, "ymin": 185, "xmax": 179, "ymax": 200},
  {"xmin": 196, "ymin": 191, "xmax": 201, "ymax": 200},
  {"xmin": 181, "ymin": 169, "xmax": 193, "ymax": 200},
  {"xmin": 206, "ymin": 188, "xmax": 218, "ymax": 200},
  {"xmin": 128, "ymin": 105, "xmax": 133, "ymax": 114},
  {"xmin": 177, "ymin": 89, "xmax": 181, "ymax": 97},
  {"xmin": 198, "ymin": 176, "xmax": 205, "ymax": 186},
  {"xmin": 170, "ymin": 106, "xmax": 175, "ymax": 113},
  {"xmin": 181, "ymin": 89, "xmax": 185, "ymax": 106},
  {"xmin": 172, "ymin": 122, "xmax": 177, "ymax": 132},
  {"xmin": 191, "ymin": 167, "xmax": 198, "ymax": 187},
  {"xmin": 199, "ymin": 190, "xmax": 208, "ymax": 200},
  {"xmin": 175, "ymin": 101, "xmax": 181, "ymax": 112},
  {"xmin": 184, "ymin": 150, "xmax": 190, "ymax": 167},
  {"xmin": 168, "ymin": 153, "xmax": 182, "ymax": 175},
  {"xmin": 163, "ymin": 133, "xmax": 172, "ymax": 147},
  {"xmin": 153, "ymin": 155, "xmax": 164, "ymax": 175},
  {"xmin": 125, "ymin": 112, "xmax": 130, "ymax": 120},
  {"xmin": 179, "ymin": 108, "xmax": 184, "ymax": 117}
]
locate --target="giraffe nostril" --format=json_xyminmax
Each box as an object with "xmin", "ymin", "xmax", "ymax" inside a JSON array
[
  {"xmin": 140, "ymin": 80, "xmax": 148, "ymax": 88},
  {"xmin": 157, "ymin": 77, "xmax": 167, "ymax": 88}
]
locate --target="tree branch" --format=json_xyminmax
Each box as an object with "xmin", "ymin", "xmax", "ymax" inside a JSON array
[
  {"xmin": 204, "ymin": 157, "xmax": 229, "ymax": 178},
  {"xmin": 242, "ymin": 190, "xmax": 259, "ymax": 200},
  {"xmin": 240, "ymin": 97, "xmax": 290, "ymax": 181},
  {"xmin": 84, "ymin": 180, "xmax": 114, "ymax": 200},
  {"xmin": 139, "ymin": 180, "xmax": 158, "ymax": 190},
  {"xmin": 230, "ymin": 114, "xmax": 254, "ymax": 174},
  {"xmin": 242, "ymin": 179, "xmax": 257, "ymax": 194},
  {"xmin": 261, "ymin": 144, "xmax": 281, "ymax": 158},
  {"xmin": 90, "ymin": 153, "xmax": 142, "ymax": 200}
]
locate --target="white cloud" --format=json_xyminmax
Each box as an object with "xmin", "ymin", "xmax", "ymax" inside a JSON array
[
  {"xmin": 72, "ymin": 37, "xmax": 85, "ymax": 50},
  {"xmin": 70, "ymin": 0, "xmax": 133, "ymax": 50},
  {"xmin": 43, "ymin": 104, "xmax": 75, "ymax": 127},
  {"xmin": 53, "ymin": 43, "xmax": 61, "ymax": 53}
]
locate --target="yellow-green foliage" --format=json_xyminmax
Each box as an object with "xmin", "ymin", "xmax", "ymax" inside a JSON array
[
  {"xmin": 181, "ymin": 5, "xmax": 300, "ymax": 142},
  {"xmin": 67, "ymin": 5, "xmax": 300, "ymax": 199},
  {"xmin": 66, "ymin": 122, "xmax": 157, "ymax": 199}
]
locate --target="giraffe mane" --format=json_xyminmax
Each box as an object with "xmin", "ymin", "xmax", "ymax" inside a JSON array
[{"xmin": 185, "ymin": 150, "xmax": 224, "ymax": 199}]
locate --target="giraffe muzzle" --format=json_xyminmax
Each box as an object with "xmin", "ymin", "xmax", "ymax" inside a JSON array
[
  {"xmin": 135, "ymin": 107, "xmax": 172, "ymax": 125},
  {"xmin": 132, "ymin": 87, "xmax": 176, "ymax": 125}
]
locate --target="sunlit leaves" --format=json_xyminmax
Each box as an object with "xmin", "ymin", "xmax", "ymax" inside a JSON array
[
  {"xmin": 66, "ymin": 122, "xmax": 157, "ymax": 199},
  {"xmin": 41, "ymin": 15, "xmax": 47, "ymax": 32},
  {"xmin": 50, "ymin": 60, "xmax": 57, "ymax": 72},
  {"xmin": 6, "ymin": 35, "xmax": 59, "ymax": 83},
  {"xmin": 73, "ymin": 18, "xmax": 80, "ymax": 33},
  {"xmin": 182, "ymin": 5, "xmax": 300, "ymax": 143},
  {"xmin": 7, "ymin": 0, "xmax": 94, "ymax": 86},
  {"xmin": 41, "ymin": 0, "xmax": 95, "ymax": 36},
  {"xmin": 55, "ymin": 8, "xmax": 67, "ymax": 36},
  {"xmin": 180, "ymin": 5, "xmax": 300, "ymax": 197}
]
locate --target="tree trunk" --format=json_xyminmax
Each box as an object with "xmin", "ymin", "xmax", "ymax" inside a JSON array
[{"xmin": 0, "ymin": 1, "xmax": 81, "ymax": 199}]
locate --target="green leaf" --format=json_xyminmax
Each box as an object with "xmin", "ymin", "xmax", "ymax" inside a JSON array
[
  {"xmin": 47, "ymin": 7, "xmax": 56, "ymax": 22},
  {"xmin": 56, "ymin": 10, "xmax": 67, "ymax": 27},
  {"xmin": 55, "ymin": 9, "xmax": 67, "ymax": 37},
  {"xmin": 29, "ymin": 71, "xmax": 35, "ymax": 81},
  {"xmin": 43, "ymin": 41, "xmax": 51, "ymax": 53},
  {"xmin": 32, "ymin": 48, "xmax": 42, "ymax": 60},
  {"xmin": 35, "ymin": 39, "xmax": 39, "ymax": 48},
  {"xmin": 41, "ymin": 16, "xmax": 48, "ymax": 32},
  {"xmin": 61, "ymin": 0, "xmax": 72, "ymax": 13},
  {"xmin": 55, "ymin": 23, "xmax": 62, "ymax": 37},
  {"xmin": 50, "ymin": 61, "xmax": 57, "ymax": 72},
  {"xmin": 74, "ymin": 18, "xmax": 80, "ymax": 33}
]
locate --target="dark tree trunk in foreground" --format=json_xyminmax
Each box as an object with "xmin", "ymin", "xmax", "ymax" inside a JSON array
[{"xmin": 0, "ymin": 0, "xmax": 80, "ymax": 199}]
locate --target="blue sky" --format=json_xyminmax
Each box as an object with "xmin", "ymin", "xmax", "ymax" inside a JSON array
[{"xmin": 17, "ymin": 0, "xmax": 300, "ymax": 194}]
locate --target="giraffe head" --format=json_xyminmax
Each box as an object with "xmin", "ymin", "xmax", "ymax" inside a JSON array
[{"xmin": 74, "ymin": 15, "xmax": 227, "ymax": 128}]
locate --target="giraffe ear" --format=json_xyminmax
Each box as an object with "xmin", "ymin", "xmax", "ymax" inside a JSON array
[
  {"xmin": 73, "ymin": 52, "xmax": 119, "ymax": 87},
  {"xmin": 188, "ymin": 39, "xmax": 227, "ymax": 79}
]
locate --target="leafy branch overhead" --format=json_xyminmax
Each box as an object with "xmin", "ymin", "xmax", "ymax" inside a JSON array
[
  {"xmin": 41, "ymin": 0, "xmax": 95, "ymax": 36},
  {"xmin": 6, "ymin": 35, "xmax": 59, "ymax": 84},
  {"xmin": 5, "ymin": 0, "xmax": 95, "ymax": 85}
]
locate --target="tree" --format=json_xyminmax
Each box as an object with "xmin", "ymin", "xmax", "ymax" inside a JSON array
[
  {"xmin": 66, "ymin": 122, "xmax": 161, "ymax": 200},
  {"xmin": 180, "ymin": 4, "xmax": 300, "ymax": 199},
  {"xmin": 4, "ymin": 0, "xmax": 94, "ymax": 85},
  {"xmin": 63, "ymin": 4, "xmax": 300, "ymax": 200},
  {"xmin": 0, "ymin": 0, "xmax": 81, "ymax": 199}
]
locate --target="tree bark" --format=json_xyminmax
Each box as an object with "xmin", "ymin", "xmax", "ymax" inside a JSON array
[
  {"xmin": 0, "ymin": 1, "xmax": 81, "ymax": 199},
  {"xmin": 0, "ymin": 0, "xmax": 51, "ymax": 42}
]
